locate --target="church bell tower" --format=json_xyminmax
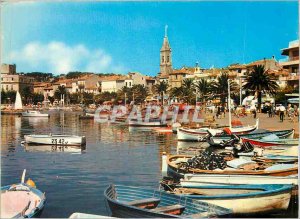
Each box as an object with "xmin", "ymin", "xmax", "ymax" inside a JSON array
[{"xmin": 160, "ymin": 25, "xmax": 172, "ymax": 76}]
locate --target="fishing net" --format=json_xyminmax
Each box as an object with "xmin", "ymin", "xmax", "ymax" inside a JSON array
[{"xmin": 179, "ymin": 148, "xmax": 227, "ymax": 171}]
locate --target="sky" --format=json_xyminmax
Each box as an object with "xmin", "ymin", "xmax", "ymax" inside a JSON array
[{"xmin": 1, "ymin": 1, "xmax": 298, "ymax": 76}]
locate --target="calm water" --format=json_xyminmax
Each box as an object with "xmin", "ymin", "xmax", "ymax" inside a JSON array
[{"xmin": 1, "ymin": 112, "xmax": 176, "ymax": 218}]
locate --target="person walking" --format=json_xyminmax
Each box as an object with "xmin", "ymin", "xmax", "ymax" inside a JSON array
[
  {"xmin": 253, "ymin": 106, "xmax": 257, "ymax": 119},
  {"xmin": 216, "ymin": 106, "xmax": 221, "ymax": 119},
  {"xmin": 268, "ymin": 105, "xmax": 273, "ymax": 118},
  {"xmin": 279, "ymin": 105, "xmax": 286, "ymax": 122}
]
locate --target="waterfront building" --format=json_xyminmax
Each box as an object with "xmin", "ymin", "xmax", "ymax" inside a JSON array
[
  {"xmin": 280, "ymin": 40, "xmax": 299, "ymax": 74},
  {"xmin": 1, "ymin": 64, "xmax": 34, "ymax": 93},
  {"xmin": 71, "ymin": 74, "xmax": 101, "ymax": 94},
  {"xmin": 279, "ymin": 40, "xmax": 299, "ymax": 89},
  {"xmin": 168, "ymin": 67, "xmax": 193, "ymax": 88},
  {"xmin": 100, "ymin": 73, "xmax": 155, "ymax": 93},
  {"xmin": 101, "ymin": 76, "xmax": 131, "ymax": 93}
]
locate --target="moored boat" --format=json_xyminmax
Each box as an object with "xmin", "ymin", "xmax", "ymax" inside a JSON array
[
  {"xmin": 153, "ymin": 127, "xmax": 173, "ymax": 134},
  {"xmin": 79, "ymin": 113, "xmax": 94, "ymax": 120},
  {"xmin": 241, "ymin": 137, "xmax": 298, "ymax": 147},
  {"xmin": 129, "ymin": 118, "xmax": 167, "ymax": 127},
  {"xmin": 162, "ymin": 184, "xmax": 293, "ymax": 214},
  {"xmin": 178, "ymin": 119, "xmax": 259, "ymax": 141},
  {"xmin": 179, "ymin": 174, "xmax": 298, "ymax": 187},
  {"xmin": 1, "ymin": 170, "xmax": 46, "ymax": 218},
  {"xmin": 166, "ymin": 154, "xmax": 298, "ymax": 179},
  {"xmin": 208, "ymin": 129, "xmax": 295, "ymax": 146},
  {"xmin": 22, "ymin": 110, "xmax": 49, "ymax": 117},
  {"xmin": 24, "ymin": 134, "xmax": 86, "ymax": 146},
  {"xmin": 104, "ymin": 184, "xmax": 232, "ymax": 218}
]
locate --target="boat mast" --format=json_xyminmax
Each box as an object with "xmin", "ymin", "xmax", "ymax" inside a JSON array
[{"xmin": 228, "ymin": 79, "xmax": 232, "ymax": 129}]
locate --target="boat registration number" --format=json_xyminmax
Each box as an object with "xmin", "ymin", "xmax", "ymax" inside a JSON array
[{"xmin": 51, "ymin": 139, "xmax": 68, "ymax": 145}]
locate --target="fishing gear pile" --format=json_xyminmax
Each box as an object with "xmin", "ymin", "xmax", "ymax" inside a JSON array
[{"xmin": 178, "ymin": 149, "xmax": 227, "ymax": 171}]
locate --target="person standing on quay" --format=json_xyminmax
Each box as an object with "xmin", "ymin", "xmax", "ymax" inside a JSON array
[{"xmin": 279, "ymin": 105, "xmax": 286, "ymax": 122}]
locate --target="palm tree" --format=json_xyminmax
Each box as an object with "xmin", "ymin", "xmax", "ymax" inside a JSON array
[
  {"xmin": 21, "ymin": 86, "xmax": 34, "ymax": 104},
  {"xmin": 210, "ymin": 73, "xmax": 237, "ymax": 106},
  {"xmin": 131, "ymin": 84, "xmax": 148, "ymax": 104},
  {"xmin": 243, "ymin": 65, "xmax": 279, "ymax": 111},
  {"xmin": 194, "ymin": 78, "xmax": 211, "ymax": 102},
  {"xmin": 54, "ymin": 85, "xmax": 67, "ymax": 102},
  {"xmin": 169, "ymin": 87, "xmax": 184, "ymax": 101},
  {"xmin": 181, "ymin": 78, "xmax": 195, "ymax": 104},
  {"xmin": 154, "ymin": 81, "xmax": 169, "ymax": 105},
  {"xmin": 117, "ymin": 86, "xmax": 132, "ymax": 103}
]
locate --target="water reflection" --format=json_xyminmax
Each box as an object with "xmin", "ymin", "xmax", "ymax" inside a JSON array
[{"xmin": 24, "ymin": 144, "xmax": 86, "ymax": 154}]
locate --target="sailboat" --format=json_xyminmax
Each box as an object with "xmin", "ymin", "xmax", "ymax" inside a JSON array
[{"xmin": 15, "ymin": 91, "xmax": 23, "ymax": 110}]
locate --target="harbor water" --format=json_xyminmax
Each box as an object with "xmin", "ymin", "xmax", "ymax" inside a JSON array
[
  {"xmin": 1, "ymin": 112, "xmax": 176, "ymax": 218},
  {"xmin": 1, "ymin": 111, "xmax": 298, "ymax": 218}
]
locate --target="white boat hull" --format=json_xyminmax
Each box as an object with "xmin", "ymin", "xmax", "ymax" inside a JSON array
[
  {"xmin": 22, "ymin": 111, "xmax": 49, "ymax": 117},
  {"xmin": 24, "ymin": 135, "xmax": 86, "ymax": 146},
  {"xmin": 128, "ymin": 120, "xmax": 167, "ymax": 127},
  {"xmin": 195, "ymin": 192, "xmax": 291, "ymax": 214},
  {"xmin": 177, "ymin": 128, "xmax": 222, "ymax": 141}
]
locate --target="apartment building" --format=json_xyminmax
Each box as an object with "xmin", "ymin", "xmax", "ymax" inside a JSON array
[{"xmin": 1, "ymin": 64, "xmax": 34, "ymax": 92}]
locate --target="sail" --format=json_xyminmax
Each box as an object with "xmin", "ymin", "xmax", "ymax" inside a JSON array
[{"xmin": 15, "ymin": 91, "xmax": 23, "ymax": 109}]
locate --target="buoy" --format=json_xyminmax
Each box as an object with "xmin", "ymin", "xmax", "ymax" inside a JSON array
[{"xmin": 26, "ymin": 178, "xmax": 36, "ymax": 188}]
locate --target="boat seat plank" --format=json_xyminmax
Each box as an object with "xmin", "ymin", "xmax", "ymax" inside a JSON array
[
  {"xmin": 125, "ymin": 198, "xmax": 160, "ymax": 208},
  {"xmin": 151, "ymin": 204, "xmax": 185, "ymax": 215}
]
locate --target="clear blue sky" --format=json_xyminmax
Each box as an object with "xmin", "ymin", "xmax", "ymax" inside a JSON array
[{"xmin": 1, "ymin": 1, "xmax": 298, "ymax": 76}]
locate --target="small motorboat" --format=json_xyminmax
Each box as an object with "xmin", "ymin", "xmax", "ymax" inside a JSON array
[
  {"xmin": 24, "ymin": 134, "xmax": 86, "ymax": 146},
  {"xmin": 161, "ymin": 183, "xmax": 293, "ymax": 214},
  {"xmin": 22, "ymin": 110, "xmax": 49, "ymax": 117},
  {"xmin": 104, "ymin": 184, "xmax": 232, "ymax": 218},
  {"xmin": 1, "ymin": 170, "xmax": 46, "ymax": 218}
]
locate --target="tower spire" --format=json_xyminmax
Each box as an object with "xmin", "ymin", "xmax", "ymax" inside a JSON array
[{"xmin": 165, "ymin": 25, "xmax": 168, "ymax": 37}]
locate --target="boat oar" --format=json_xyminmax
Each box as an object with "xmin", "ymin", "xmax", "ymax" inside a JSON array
[{"xmin": 21, "ymin": 169, "xmax": 26, "ymax": 183}]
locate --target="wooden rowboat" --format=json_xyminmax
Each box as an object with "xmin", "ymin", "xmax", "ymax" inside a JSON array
[
  {"xmin": 167, "ymin": 155, "xmax": 298, "ymax": 179},
  {"xmin": 178, "ymin": 119, "xmax": 259, "ymax": 141},
  {"xmin": 24, "ymin": 134, "xmax": 86, "ymax": 146},
  {"xmin": 208, "ymin": 129, "xmax": 295, "ymax": 146},
  {"xmin": 104, "ymin": 184, "xmax": 232, "ymax": 218},
  {"xmin": 180, "ymin": 174, "xmax": 298, "ymax": 187},
  {"xmin": 1, "ymin": 170, "xmax": 46, "ymax": 218},
  {"xmin": 163, "ymin": 184, "xmax": 293, "ymax": 214}
]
